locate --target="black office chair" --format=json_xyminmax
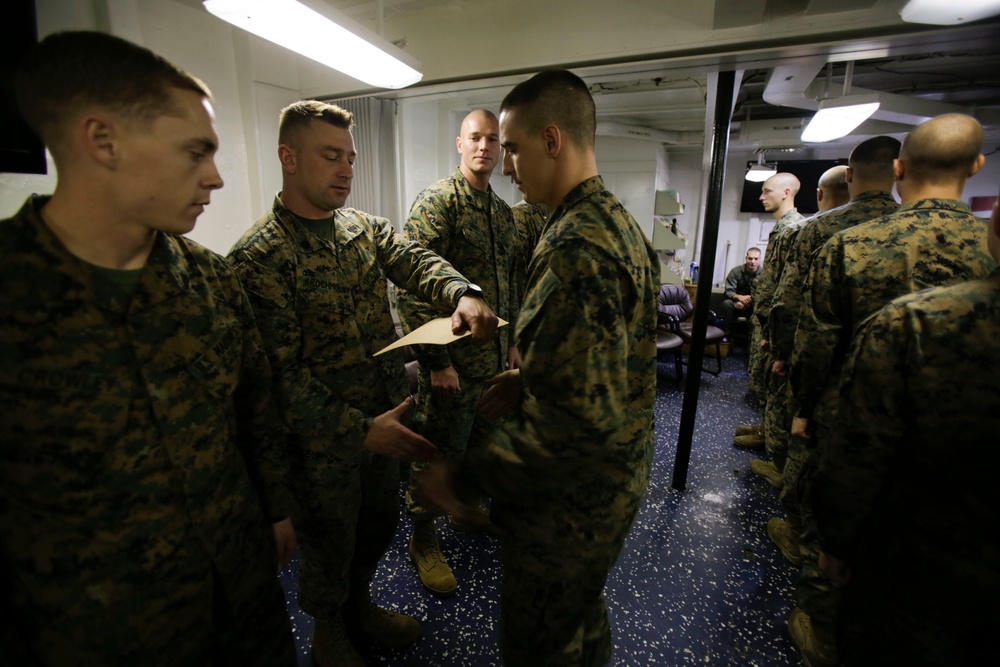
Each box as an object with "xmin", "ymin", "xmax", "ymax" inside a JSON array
[{"xmin": 657, "ymin": 284, "xmax": 726, "ymax": 375}]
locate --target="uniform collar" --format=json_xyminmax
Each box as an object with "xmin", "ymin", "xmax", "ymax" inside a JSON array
[
  {"xmin": 12, "ymin": 195, "xmax": 192, "ymax": 305},
  {"xmin": 271, "ymin": 193, "xmax": 365, "ymax": 253}
]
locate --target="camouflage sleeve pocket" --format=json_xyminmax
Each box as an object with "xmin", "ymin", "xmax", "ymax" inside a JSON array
[{"xmin": 514, "ymin": 267, "xmax": 562, "ymax": 343}]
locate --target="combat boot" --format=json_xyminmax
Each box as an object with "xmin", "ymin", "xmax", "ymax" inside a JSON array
[
  {"xmin": 408, "ymin": 519, "xmax": 457, "ymax": 596},
  {"xmin": 733, "ymin": 433, "xmax": 765, "ymax": 450},
  {"xmin": 347, "ymin": 583, "xmax": 422, "ymax": 649},
  {"xmin": 312, "ymin": 613, "xmax": 366, "ymax": 667},
  {"xmin": 767, "ymin": 517, "xmax": 803, "ymax": 567},
  {"xmin": 751, "ymin": 459, "xmax": 783, "ymax": 489},
  {"xmin": 735, "ymin": 424, "xmax": 763, "ymax": 437},
  {"xmin": 449, "ymin": 503, "xmax": 502, "ymax": 536},
  {"xmin": 787, "ymin": 607, "xmax": 839, "ymax": 667}
]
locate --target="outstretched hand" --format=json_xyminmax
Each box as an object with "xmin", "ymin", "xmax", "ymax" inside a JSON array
[
  {"xmin": 476, "ymin": 369, "xmax": 522, "ymax": 420},
  {"xmin": 362, "ymin": 397, "xmax": 438, "ymax": 461}
]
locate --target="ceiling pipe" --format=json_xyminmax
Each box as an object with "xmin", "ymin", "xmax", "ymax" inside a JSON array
[
  {"xmin": 763, "ymin": 60, "xmax": 1000, "ymax": 129},
  {"xmin": 596, "ymin": 121, "xmax": 702, "ymax": 144}
]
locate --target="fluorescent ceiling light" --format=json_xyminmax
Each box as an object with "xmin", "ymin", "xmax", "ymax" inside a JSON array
[
  {"xmin": 745, "ymin": 156, "xmax": 777, "ymax": 182},
  {"xmin": 900, "ymin": 0, "xmax": 1000, "ymax": 25},
  {"xmin": 203, "ymin": 0, "xmax": 423, "ymax": 89},
  {"xmin": 801, "ymin": 96, "xmax": 880, "ymax": 143}
]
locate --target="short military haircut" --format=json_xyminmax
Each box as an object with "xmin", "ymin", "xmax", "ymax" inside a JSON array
[
  {"xmin": 278, "ymin": 100, "xmax": 353, "ymax": 146},
  {"xmin": 818, "ymin": 165, "xmax": 849, "ymax": 193},
  {"xmin": 900, "ymin": 113, "xmax": 984, "ymax": 180},
  {"xmin": 848, "ymin": 135, "xmax": 901, "ymax": 181},
  {"xmin": 500, "ymin": 69, "xmax": 596, "ymax": 150},
  {"xmin": 766, "ymin": 172, "xmax": 801, "ymax": 196},
  {"xmin": 746, "ymin": 247, "xmax": 761, "ymax": 257},
  {"xmin": 15, "ymin": 31, "xmax": 210, "ymax": 150}
]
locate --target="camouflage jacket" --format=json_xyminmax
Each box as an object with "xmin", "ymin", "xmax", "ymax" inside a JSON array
[
  {"xmin": 750, "ymin": 208, "xmax": 806, "ymax": 331},
  {"xmin": 227, "ymin": 196, "xmax": 468, "ymax": 455},
  {"xmin": 512, "ymin": 200, "xmax": 549, "ymax": 302},
  {"xmin": 811, "ymin": 267, "xmax": 1000, "ymax": 576},
  {"xmin": 397, "ymin": 168, "xmax": 518, "ymax": 376},
  {"xmin": 768, "ymin": 191, "xmax": 899, "ymax": 361},
  {"xmin": 458, "ymin": 176, "xmax": 659, "ymax": 552},
  {"xmin": 790, "ymin": 198, "xmax": 995, "ymax": 424},
  {"xmin": 1, "ymin": 196, "xmax": 291, "ymax": 659}
]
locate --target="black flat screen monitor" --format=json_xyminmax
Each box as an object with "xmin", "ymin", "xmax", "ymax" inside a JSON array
[
  {"xmin": 1, "ymin": 0, "xmax": 46, "ymax": 175},
  {"xmin": 740, "ymin": 159, "xmax": 847, "ymax": 215}
]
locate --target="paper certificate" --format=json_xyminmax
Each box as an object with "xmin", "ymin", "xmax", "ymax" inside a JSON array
[{"xmin": 374, "ymin": 317, "xmax": 508, "ymax": 357}]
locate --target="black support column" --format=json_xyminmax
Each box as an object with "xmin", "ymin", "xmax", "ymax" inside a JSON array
[{"xmin": 671, "ymin": 69, "xmax": 736, "ymax": 491}]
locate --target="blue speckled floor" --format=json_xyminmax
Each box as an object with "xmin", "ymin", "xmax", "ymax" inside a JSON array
[{"xmin": 278, "ymin": 348, "xmax": 803, "ymax": 666}]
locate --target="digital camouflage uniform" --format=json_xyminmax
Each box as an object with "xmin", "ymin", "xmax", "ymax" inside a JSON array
[
  {"xmin": 755, "ymin": 215, "xmax": 809, "ymax": 464},
  {"xmin": 512, "ymin": 200, "xmax": 549, "ymax": 302},
  {"xmin": 455, "ymin": 177, "xmax": 659, "ymax": 667},
  {"xmin": 810, "ymin": 268, "xmax": 1000, "ymax": 666},
  {"xmin": 748, "ymin": 208, "xmax": 804, "ymax": 400},
  {"xmin": 227, "ymin": 196, "xmax": 468, "ymax": 620},
  {"xmin": 766, "ymin": 191, "xmax": 898, "ymax": 618},
  {"xmin": 0, "ymin": 196, "xmax": 296, "ymax": 666},
  {"xmin": 396, "ymin": 169, "xmax": 519, "ymax": 514},
  {"xmin": 789, "ymin": 198, "xmax": 995, "ymax": 631}
]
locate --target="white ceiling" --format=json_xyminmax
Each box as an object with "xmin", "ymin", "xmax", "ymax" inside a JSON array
[{"xmin": 316, "ymin": 0, "xmax": 1000, "ymax": 150}]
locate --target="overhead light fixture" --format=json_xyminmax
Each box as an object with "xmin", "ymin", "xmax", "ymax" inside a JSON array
[
  {"xmin": 900, "ymin": 0, "xmax": 1000, "ymax": 25},
  {"xmin": 801, "ymin": 94, "xmax": 880, "ymax": 143},
  {"xmin": 203, "ymin": 0, "xmax": 423, "ymax": 89},
  {"xmin": 745, "ymin": 154, "xmax": 777, "ymax": 182}
]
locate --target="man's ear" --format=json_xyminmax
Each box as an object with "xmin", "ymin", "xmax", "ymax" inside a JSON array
[
  {"xmin": 455, "ymin": 135, "xmax": 463, "ymax": 155},
  {"xmin": 893, "ymin": 158, "xmax": 904, "ymax": 182},
  {"xmin": 541, "ymin": 124, "xmax": 561, "ymax": 158},
  {"xmin": 81, "ymin": 114, "xmax": 118, "ymax": 168},
  {"xmin": 845, "ymin": 166, "xmax": 854, "ymax": 183},
  {"xmin": 969, "ymin": 153, "xmax": 985, "ymax": 178},
  {"xmin": 278, "ymin": 144, "xmax": 297, "ymax": 174}
]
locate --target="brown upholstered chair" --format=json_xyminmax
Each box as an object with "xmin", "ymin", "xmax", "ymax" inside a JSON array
[{"xmin": 657, "ymin": 284, "xmax": 726, "ymax": 375}]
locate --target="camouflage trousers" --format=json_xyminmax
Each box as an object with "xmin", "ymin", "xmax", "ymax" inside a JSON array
[
  {"xmin": 498, "ymin": 537, "xmax": 616, "ymax": 667},
  {"xmin": 748, "ymin": 318, "xmax": 768, "ymax": 399},
  {"xmin": 5, "ymin": 533, "xmax": 296, "ymax": 666},
  {"xmin": 292, "ymin": 446, "xmax": 400, "ymax": 620},
  {"xmin": 763, "ymin": 368, "xmax": 791, "ymax": 464},
  {"xmin": 406, "ymin": 368, "xmax": 498, "ymax": 517},
  {"xmin": 837, "ymin": 563, "xmax": 992, "ymax": 666},
  {"xmin": 786, "ymin": 422, "xmax": 836, "ymax": 626}
]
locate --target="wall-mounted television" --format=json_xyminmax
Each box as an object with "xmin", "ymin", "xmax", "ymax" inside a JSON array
[
  {"xmin": 1, "ymin": 0, "xmax": 46, "ymax": 175},
  {"xmin": 740, "ymin": 159, "xmax": 847, "ymax": 215}
]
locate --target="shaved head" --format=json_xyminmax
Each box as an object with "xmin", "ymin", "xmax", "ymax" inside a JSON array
[
  {"xmin": 764, "ymin": 172, "xmax": 801, "ymax": 196},
  {"xmin": 900, "ymin": 114, "xmax": 984, "ymax": 183},
  {"xmin": 461, "ymin": 108, "xmax": 498, "ymax": 135}
]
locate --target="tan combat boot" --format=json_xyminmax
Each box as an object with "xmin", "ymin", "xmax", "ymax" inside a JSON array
[
  {"xmin": 767, "ymin": 517, "xmax": 803, "ymax": 567},
  {"xmin": 312, "ymin": 613, "xmax": 366, "ymax": 667},
  {"xmin": 408, "ymin": 519, "xmax": 458, "ymax": 596},
  {"xmin": 348, "ymin": 583, "xmax": 422, "ymax": 649},
  {"xmin": 751, "ymin": 459, "xmax": 784, "ymax": 489},
  {"xmin": 735, "ymin": 424, "xmax": 763, "ymax": 436},
  {"xmin": 733, "ymin": 433, "xmax": 766, "ymax": 450},
  {"xmin": 787, "ymin": 607, "xmax": 839, "ymax": 667}
]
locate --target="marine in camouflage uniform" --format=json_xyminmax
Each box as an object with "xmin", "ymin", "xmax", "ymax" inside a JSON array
[
  {"xmin": 397, "ymin": 166, "xmax": 519, "ymax": 512},
  {"xmin": 456, "ymin": 175, "xmax": 659, "ymax": 666},
  {"xmin": 1, "ymin": 197, "xmax": 296, "ymax": 666},
  {"xmin": 227, "ymin": 196, "xmax": 471, "ymax": 622},
  {"xmin": 787, "ymin": 199, "xmax": 993, "ymax": 662},
  {"xmin": 767, "ymin": 189, "xmax": 898, "ymax": 619},
  {"xmin": 750, "ymin": 208, "xmax": 805, "ymax": 402},
  {"xmin": 809, "ymin": 264, "xmax": 1000, "ymax": 666},
  {"xmin": 512, "ymin": 200, "xmax": 549, "ymax": 302}
]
